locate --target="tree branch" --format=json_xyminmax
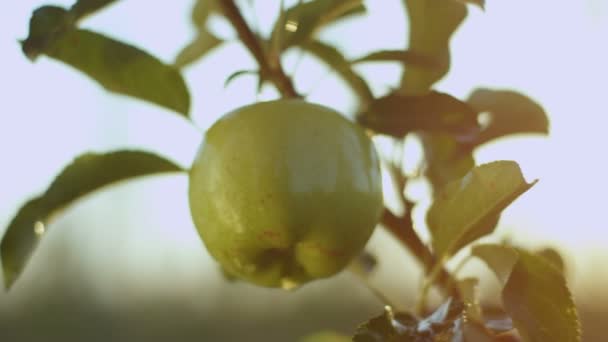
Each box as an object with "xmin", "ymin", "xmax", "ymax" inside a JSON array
[
  {"xmin": 218, "ymin": 0, "xmax": 299, "ymax": 98},
  {"xmin": 381, "ymin": 208, "xmax": 458, "ymax": 298}
]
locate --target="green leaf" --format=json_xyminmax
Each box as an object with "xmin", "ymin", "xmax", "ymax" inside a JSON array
[
  {"xmin": 175, "ymin": 0, "xmax": 222, "ymax": 68},
  {"xmin": 427, "ymin": 161, "xmax": 536, "ymax": 258},
  {"xmin": 270, "ymin": 0, "xmax": 365, "ymax": 51},
  {"xmin": 351, "ymin": 49, "xmax": 438, "ymax": 68},
  {"xmin": 223, "ymin": 69, "xmax": 259, "ymax": 88},
  {"xmin": 21, "ymin": 6, "xmax": 74, "ymax": 61},
  {"xmin": 302, "ymin": 40, "xmax": 373, "ymax": 103},
  {"xmin": 421, "ymin": 133, "xmax": 475, "ymax": 193},
  {"xmin": 472, "ymin": 244, "xmax": 519, "ymax": 285},
  {"xmin": 70, "ymin": 0, "xmax": 119, "ymax": 20},
  {"xmin": 503, "ymin": 250, "xmax": 581, "ymax": 342},
  {"xmin": 358, "ymin": 91, "xmax": 479, "ymax": 137},
  {"xmin": 400, "ymin": 0, "xmax": 468, "ymax": 94},
  {"xmin": 0, "ymin": 151, "xmax": 183, "ymax": 289},
  {"xmin": 473, "ymin": 245, "xmax": 581, "ymax": 342},
  {"xmin": 174, "ymin": 29, "xmax": 222, "ymax": 68},
  {"xmin": 21, "ymin": 7, "xmax": 190, "ymax": 115},
  {"xmin": 467, "ymin": 88, "xmax": 549, "ymax": 146},
  {"xmin": 300, "ymin": 331, "xmax": 351, "ymax": 342}
]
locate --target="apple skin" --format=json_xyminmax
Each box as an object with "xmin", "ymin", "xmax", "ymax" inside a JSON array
[{"xmin": 188, "ymin": 99, "xmax": 383, "ymax": 288}]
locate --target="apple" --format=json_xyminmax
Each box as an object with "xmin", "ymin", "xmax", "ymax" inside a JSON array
[{"xmin": 188, "ymin": 99, "xmax": 383, "ymax": 288}]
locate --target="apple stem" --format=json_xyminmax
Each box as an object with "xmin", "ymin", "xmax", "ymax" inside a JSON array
[{"xmin": 218, "ymin": 0, "xmax": 300, "ymax": 99}]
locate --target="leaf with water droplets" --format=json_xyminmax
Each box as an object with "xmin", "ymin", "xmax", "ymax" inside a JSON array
[{"xmin": 0, "ymin": 151, "xmax": 183, "ymax": 289}]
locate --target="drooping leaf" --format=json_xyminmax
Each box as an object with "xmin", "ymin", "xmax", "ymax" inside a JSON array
[
  {"xmin": 473, "ymin": 245, "xmax": 581, "ymax": 342},
  {"xmin": 467, "ymin": 88, "xmax": 549, "ymax": 146},
  {"xmin": 472, "ymin": 244, "xmax": 519, "ymax": 285},
  {"xmin": 300, "ymin": 331, "xmax": 352, "ymax": 342},
  {"xmin": 0, "ymin": 151, "xmax": 183, "ymax": 289},
  {"xmin": 270, "ymin": 0, "xmax": 365, "ymax": 51},
  {"xmin": 353, "ymin": 299, "xmax": 465, "ymax": 341},
  {"xmin": 358, "ymin": 91, "xmax": 479, "ymax": 137},
  {"xmin": 400, "ymin": 0, "xmax": 468, "ymax": 94},
  {"xmin": 427, "ymin": 161, "xmax": 537, "ymax": 259},
  {"xmin": 21, "ymin": 6, "xmax": 190, "ymax": 115},
  {"xmin": 422, "ymin": 133, "xmax": 475, "ymax": 193},
  {"xmin": 70, "ymin": 0, "xmax": 119, "ymax": 20},
  {"xmin": 302, "ymin": 40, "xmax": 373, "ymax": 103},
  {"xmin": 503, "ymin": 250, "xmax": 581, "ymax": 342},
  {"xmin": 351, "ymin": 49, "xmax": 438, "ymax": 68},
  {"xmin": 174, "ymin": 0, "xmax": 222, "ymax": 68}
]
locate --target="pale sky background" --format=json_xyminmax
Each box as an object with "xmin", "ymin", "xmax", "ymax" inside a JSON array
[{"xmin": 1, "ymin": 0, "xmax": 607, "ymax": 309}]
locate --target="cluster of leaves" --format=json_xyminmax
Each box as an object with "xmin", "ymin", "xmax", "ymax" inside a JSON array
[{"xmin": 0, "ymin": 0, "xmax": 580, "ymax": 341}]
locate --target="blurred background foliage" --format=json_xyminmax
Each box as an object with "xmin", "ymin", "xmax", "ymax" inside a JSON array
[{"xmin": 1, "ymin": 0, "xmax": 607, "ymax": 341}]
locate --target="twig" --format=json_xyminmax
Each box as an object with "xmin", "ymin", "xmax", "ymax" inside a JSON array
[
  {"xmin": 381, "ymin": 209, "xmax": 458, "ymax": 299},
  {"xmin": 218, "ymin": 0, "xmax": 300, "ymax": 98}
]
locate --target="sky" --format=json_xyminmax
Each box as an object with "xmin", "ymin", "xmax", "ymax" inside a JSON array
[{"xmin": 1, "ymin": 0, "xmax": 607, "ymax": 305}]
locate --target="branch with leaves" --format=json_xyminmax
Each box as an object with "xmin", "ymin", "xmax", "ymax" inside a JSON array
[{"xmin": 1, "ymin": 0, "xmax": 580, "ymax": 341}]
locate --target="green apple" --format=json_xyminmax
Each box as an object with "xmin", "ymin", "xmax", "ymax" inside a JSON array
[{"xmin": 188, "ymin": 99, "xmax": 383, "ymax": 289}]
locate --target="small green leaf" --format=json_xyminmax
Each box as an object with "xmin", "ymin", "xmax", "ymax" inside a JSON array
[
  {"xmin": 472, "ymin": 244, "xmax": 519, "ymax": 285},
  {"xmin": 175, "ymin": 0, "xmax": 222, "ymax": 68},
  {"xmin": 427, "ymin": 161, "xmax": 536, "ymax": 258},
  {"xmin": 467, "ymin": 88, "xmax": 549, "ymax": 146},
  {"xmin": 174, "ymin": 29, "xmax": 222, "ymax": 68},
  {"xmin": 351, "ymin": 49, "xmax": 438, "ymax": 68},
  {"xmin": 0, "ymin": 151, "xmax": 183, "ymax": 289},
  {"xmin": 401, "ymin": 0, "xmax": 468, "ymax": 94},
  {"xmin": 302, "ymin": 40, "xmax": 373, "ymax": 103},
  {"xmin": 70, "ymin": 0, "xmax": 119, "ymax": 20},
  {"xmin": 300, "ymin": 331, "xmax": 351, "ymax": 342},
  {"xmin": 503, "ymin": 250, "xmax": 581, "ymax": 342},
  {"xmin": 223, "ymin": 69, "xmax": 259, "ymax": 88},
  {"xmin": 358, "ymin": 91, "xmax": 479, "ymax": 137},
  {"xmin": 270, "ymin": 0, "xmax": 365, "ymax": 51}
]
